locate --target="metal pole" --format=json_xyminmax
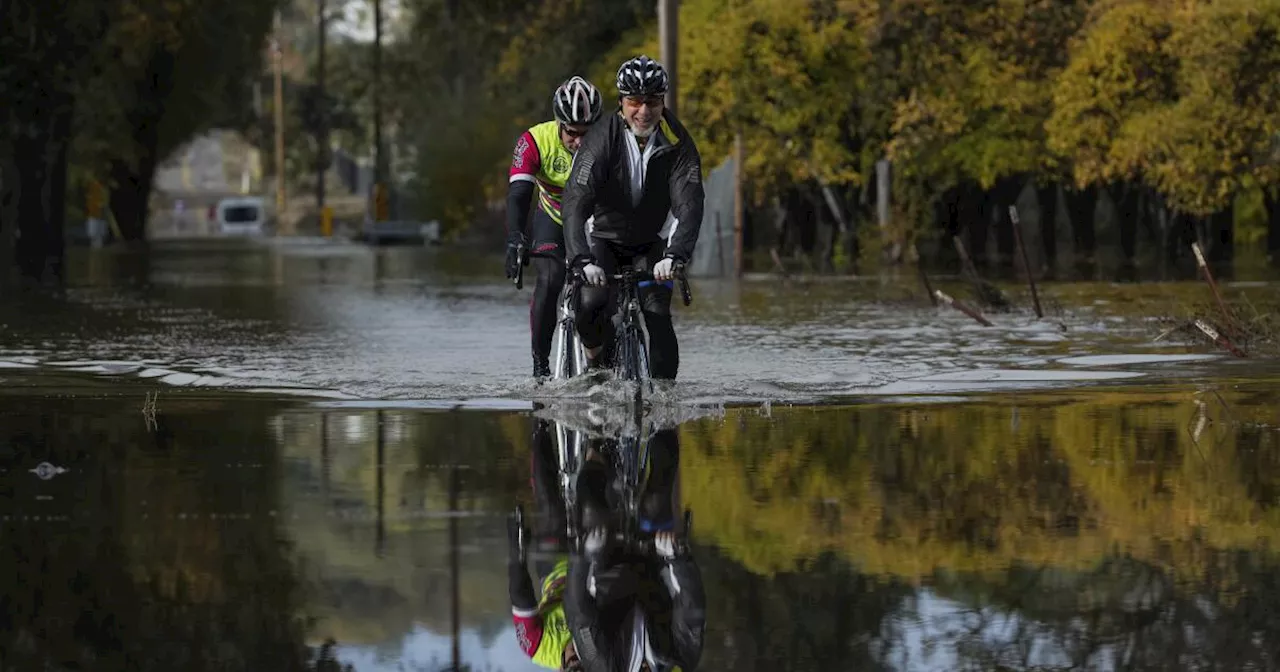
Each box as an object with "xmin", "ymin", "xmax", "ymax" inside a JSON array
[
  {"xmin": 1008, "ymin": 206, "xmax": 1043, "ymax": 318},
  {"xmin": 716, "ymin": 213, "xmax": 724, "ymax": 277},
  {"xmin": 734, "ymin": 132, "xmax": 744, "ymax": 277},
  {"xmin": 658, "ymin": 0, "xmax": 678, "ymax": 116},
  {"xmin": 317, "ymin": 0, "xmax": 327, "ymax": 212},
  {"xmin": 273, "ymin": 11, "xmax": 288, "ymax": 233},
  {"xmin": 373, "ymin": 0, "xmax": 384, "ymax": 188},
  {"xmin": 1192, "ymin": 242, "xmax": 1240, "ymax": 339}
]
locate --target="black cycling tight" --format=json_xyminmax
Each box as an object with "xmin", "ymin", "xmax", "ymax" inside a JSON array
[{"xmin": 530, "ymin": 256, "xmax": 567, "ymax": 374}]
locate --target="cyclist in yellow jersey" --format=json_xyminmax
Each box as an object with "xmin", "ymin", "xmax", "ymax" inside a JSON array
[
  {"xmin": 506, "ymin": 76, "xmax": 604, "ymax": 379},
  {"xmin": 507, "ymin": 417, "xmax": 576, "ymax": 669}
]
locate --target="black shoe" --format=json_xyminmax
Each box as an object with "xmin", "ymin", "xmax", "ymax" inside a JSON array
[{"xmin": 534, "ymin": 360, "xmax": 551, "ymax": 378}]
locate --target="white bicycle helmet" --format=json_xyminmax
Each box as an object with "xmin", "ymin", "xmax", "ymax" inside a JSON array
[
  {"xmin": 615, "ymin": 55, "xmax": 669, "ymax": 97},
  {"xmin": 553, "ymin": 76, "xmax": 604, "ymax": 126}
]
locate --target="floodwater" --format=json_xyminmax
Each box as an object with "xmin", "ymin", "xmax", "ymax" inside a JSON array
[
  {"xmin": 3, "ymin": 239, "xmax": 1278, "ymax": 403},
  {"xmin": 2, "ymin": 239, "xmax": 1280, "ymax": 671}
]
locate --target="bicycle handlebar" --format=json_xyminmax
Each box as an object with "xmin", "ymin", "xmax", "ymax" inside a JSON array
[{"xmin": 576, "ymin": 263, "xmax": 693, "ymax": 307}]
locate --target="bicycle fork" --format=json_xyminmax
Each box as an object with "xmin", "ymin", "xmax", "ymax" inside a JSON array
[{"xmin": 551, "ymin": 284, "xmax": 587, "ymax": 380}]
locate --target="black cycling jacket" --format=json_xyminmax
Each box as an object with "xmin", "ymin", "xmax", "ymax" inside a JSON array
[{"xmin": 562, "ymin": 108, "xmax": 705, "ymax": 266}]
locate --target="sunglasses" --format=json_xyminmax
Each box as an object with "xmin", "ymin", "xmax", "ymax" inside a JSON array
[
  {"xmin": 561, "ymin": 125, "xmax": 589, "ymax": 138},
  {"xmin": 623, "ymin": 95, "xmax": 665, "ymax": 108}
]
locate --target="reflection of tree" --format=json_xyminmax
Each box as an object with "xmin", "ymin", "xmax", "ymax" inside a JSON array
[
  {"xmin": 680, "ymin": 388, "xmax": 1280, "ymax": 582},
  {"xmin": 920, "ymin": 555, "xmax": 1280, "ymax": 670},
  {"xmin": 678, "ymin": 385, "xmax": 1280, "ymax": 669},
  {"xmin": 0, "ymin": 395, "xmax": 338, "ymax": 670},
  {"xmin": 699, "ymin": 546, "xmax": 907, "ymax": 671}
]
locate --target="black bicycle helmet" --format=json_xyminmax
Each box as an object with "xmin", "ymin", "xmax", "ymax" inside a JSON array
[
  {"xmin": 615, "ymin": 55, "xmax": 669, "ymax": 97},
  {"xmin": 553, "ymin": 76, "xmax": 603, "ymax": 125}
]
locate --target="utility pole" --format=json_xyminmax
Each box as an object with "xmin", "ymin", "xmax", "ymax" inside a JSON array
[
  {"xmin": 447, "ymin": 0, "xmax": 461, "ymax": 100},
  {"xmin": 372, "ymin": 0, "xmax": 386, "ymax": 221},
  {"xmin": 273, "ymin": 10, "xmax": 289, "ymax": 234},
  {"xmin": 317, "ymin": 0, "xmax": 327, "ymax": 213},
  {"xmin": 734, "ymin": 132, "xmax": 744, "ymax": 277},
  {"xmin": 658, "ymin": 0, "xmax": 678, "ymax": 115}
]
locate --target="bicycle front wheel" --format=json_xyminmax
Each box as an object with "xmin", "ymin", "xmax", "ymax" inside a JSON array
[
  {"xmin": 617, "ymin": 325, "xmax": 646, "ymax": 382},
  {"xmin": 553, "ymin": 319, "xmax": 578, "ymax": 380}
]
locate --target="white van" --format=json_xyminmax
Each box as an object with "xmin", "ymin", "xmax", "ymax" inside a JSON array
[{"xmin": 214, "ymin": 196, "xmax": 266, "ymax": 236}]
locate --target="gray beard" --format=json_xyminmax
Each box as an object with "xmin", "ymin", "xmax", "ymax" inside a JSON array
[{"xmin": 629, "ymin": 122, "xmax": 656, "ymax": 139}]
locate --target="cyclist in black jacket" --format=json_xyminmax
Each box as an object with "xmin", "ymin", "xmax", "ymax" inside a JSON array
[{"xmin": 561, "ymin": 55, "xmax": 705, "ymax": 380}]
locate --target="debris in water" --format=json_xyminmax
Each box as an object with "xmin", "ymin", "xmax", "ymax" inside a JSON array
[{"xmin": 934, "ymin": 290, "xmax": 994, "ymax": 327}]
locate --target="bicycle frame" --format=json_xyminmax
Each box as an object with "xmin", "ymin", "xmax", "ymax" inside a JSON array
[{"xmin": 612, "ymin": 266, "xmax": 654, "ymax": 391}]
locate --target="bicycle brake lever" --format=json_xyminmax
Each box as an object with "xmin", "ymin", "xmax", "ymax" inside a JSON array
[{"xmin": 675, "ymin": 265, "xmax": 692, "ymax": 306}]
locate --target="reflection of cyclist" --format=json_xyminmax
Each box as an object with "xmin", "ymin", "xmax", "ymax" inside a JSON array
[
  {"xmin": 561, "ymin": 56, "xmax": 705, "ymax": 379},
  {"xmin": 563, "ymin": 429, "xmax": 707, "ymax": 672},
  {"xmin": 506, "ymin": 76, "xmax": 605, "ymax": 379},
  {"xmin": 509, "ymin": 418, "xmax": 580, "ymax": 669}
]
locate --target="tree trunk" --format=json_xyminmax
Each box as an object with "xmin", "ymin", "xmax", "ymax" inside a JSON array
[
  {"xmin": 1264, "ymin": 190, "xmax": 1280, "ymax": 260},
  {"xmin": 941, "ymin": 184, "xmax": 962, "ymax": 238},
  {"xmin": 1156, "ymin": 196, "xmax": 1172, "ymax": 278},
  {"xmin": 0, "ymin": 152, "xmax": 16, "ymax": 287},
  {"xmin": 1109, "ymin": 181, "xmax": 1141, "ymax": 264},
  {"xmin": 960, "ymin": 182, "xmax": 989, "ymax": 268},
  {"xmin": 991, "ymin": 176, "xmax": 1022, "ymax": 269},
  {"xmin": 12, "ymin": 108, "xmax": 72, "ymax": 285},
  {"xmin": 108, "ymin": 48, "xmax": 178, "ymax": 242},
  {"xmin": 109, "ymin": 154, "xmax": 159, "ymax": 242},
  {"xmin": 1036, "ymin": 182, "xmax": 1059, "ymax": 274},
  {"xmin": 1206, "ymin": 207, "xmax": 1233, "ymax": 264},
  {"xmin": 46, "ymin": 114, "xmax": 70, "ymax": 282},
  {"xmin": 797, "ymin": 189, "xmax": 818, "ymax": 259},
  {"xmin": 1064, "ymin": 184, "xmax": 1097, "ymax": 264},
  {"xmin": 776, "ymin": 189, "xmax": 795, "ymax": 257}
]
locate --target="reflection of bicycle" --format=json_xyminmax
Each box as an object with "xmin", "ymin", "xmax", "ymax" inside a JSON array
[
  {"xmin": 515, "ymin": 420, "xmax": 691, "ymax": 559},
  {"xmin": 599, "ymin": 422, "xmax": 692, "ymax": 556},
  {"xmin": 559, "ymin": 264, "xmax": 693, "ymax": 405}
]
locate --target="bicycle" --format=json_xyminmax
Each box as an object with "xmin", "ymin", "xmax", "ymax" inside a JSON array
[
  {"xmin": 510, "ymin": 243, "xmax": 589, "ymax": 381},
  {"xmin": 565, "ymin": 263, "xmax": 693, "ymax": 406}
]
